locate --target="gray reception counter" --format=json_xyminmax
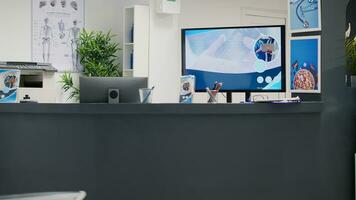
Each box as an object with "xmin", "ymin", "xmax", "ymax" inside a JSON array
[
  {"xmin": 0, "ymin": 102, "xmax": 323, "ymax": 200},
  {"xmin": 0, "ymin": 102, "xmax": 323, "ymax": 115}
]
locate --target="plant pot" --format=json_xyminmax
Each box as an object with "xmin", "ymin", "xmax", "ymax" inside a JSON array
[{"xmin": 351, "ymin": 75, "xmax": 356, "ymax": 88}]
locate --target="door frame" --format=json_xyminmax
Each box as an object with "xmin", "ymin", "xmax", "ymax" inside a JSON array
[{"xmin": 241, "ymin": 7, "xmax": 287, "ymax": 26}]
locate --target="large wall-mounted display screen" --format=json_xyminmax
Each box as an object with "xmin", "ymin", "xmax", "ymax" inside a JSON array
[{"xmin": 182, "ymin": 26, "xmax": 286, "ymax": 92}]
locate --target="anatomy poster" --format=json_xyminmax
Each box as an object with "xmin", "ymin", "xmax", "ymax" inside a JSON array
[
  {"xmin": 289, "ymin": 0, "xmax": 321, "ymax": 33},
  {"xmin": 290, "ymin": 36, "xmax": 321, "ymax": 93},
  {"xmin": 32, "ymin": 0, "xmax": 84, "ymax": 72}
]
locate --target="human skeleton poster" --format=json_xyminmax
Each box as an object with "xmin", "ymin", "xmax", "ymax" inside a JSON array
[{"xmin": 32, "ymin": 0, "xmax": 84, "ymax": 72}]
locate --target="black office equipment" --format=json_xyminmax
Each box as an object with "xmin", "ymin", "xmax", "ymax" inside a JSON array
[
  {"xmin": 80, "ymin": 77, "xmax": 148, "ymax": 104},
  {"xmin": 0, "ymin": 62, "xmax": 58, "ymax": 72},
  {"xmin": 182, "ymin": 25, "xmax": 286, "ymax": 103}
]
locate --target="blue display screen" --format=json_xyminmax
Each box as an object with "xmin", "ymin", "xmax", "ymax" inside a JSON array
[{"xmin": 182, "ymin": 26, "xmax": 285, "ymax": 91}]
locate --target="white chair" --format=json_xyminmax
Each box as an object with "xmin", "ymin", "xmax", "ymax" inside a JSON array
[{"xmin": 0, "ymin": 191, "xmax": 86, "ymax": 200}]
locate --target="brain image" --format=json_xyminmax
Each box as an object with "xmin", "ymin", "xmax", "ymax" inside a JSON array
[
  {"xmin": 4, "ymin": 75, "xmax": 17, "ymax": 89},
  {"xmin": 293, "ymin": 69, "xmax": 316, "ymax": 90},
  {"xmin": 0, "ymin": 72, "xmax": 18, "ymax": 100}
]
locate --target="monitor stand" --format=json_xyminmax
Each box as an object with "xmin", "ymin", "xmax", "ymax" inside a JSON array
[
  {"xmin": 245, "ymin": 92, "xmax": 251, "ymax": 103},
  {"xmin": 226, "ymin": 92, "xmax": 233, "ymax": 103},
  {"xmin": 226, "ymin": 92, "xmax": 251, "ymax": 103}
]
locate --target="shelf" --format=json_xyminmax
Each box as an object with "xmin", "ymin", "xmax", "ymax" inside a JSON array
[
  {"xmin": 123, "ymin": 44, "xmax": 134, "ymax": 75},
  {"xmin": 122, "ymin": 69, "xmax": 133, "ymax": 77},
  {"xmin": 122, "ymin": 5, "xmax": 149, "ymax": 78}
]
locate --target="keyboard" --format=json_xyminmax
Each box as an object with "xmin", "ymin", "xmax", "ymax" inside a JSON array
[
  {"xmin": 0, "ymin": 62, "xmax": 58, "ymax": 72},
  {"xmin": 253, "ymin": 97, "xmax": 301, "ymax": 103}
]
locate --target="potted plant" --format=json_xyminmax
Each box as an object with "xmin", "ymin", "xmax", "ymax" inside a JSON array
[
  {"xmin": 60, "ymin": 30, "xmax": 121, "ymax": 101},
  {"xmin": 346, "ymin": 37, "xmax": 356, "ymax": 87}
]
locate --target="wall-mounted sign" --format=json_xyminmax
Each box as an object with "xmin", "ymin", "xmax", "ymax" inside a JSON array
[{"xmin": 156, "ymin": 0, "xmax": 181, "ymax": 14}]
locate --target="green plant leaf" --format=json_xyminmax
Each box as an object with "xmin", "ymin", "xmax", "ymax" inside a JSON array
[
  {"xmin": 346, "ymin": 38, "xmax": 356, "ymax": 75},
  {"xmin": 60, "ymin": 29, "xmax": 122, "ymax": 101},
  {"xmin": 77, "ymin": 29, "xmax": 121, "ymax": 77},
  {"xmin": 59, "ymin": 72, "xmax": 80, "ymax": 101}
]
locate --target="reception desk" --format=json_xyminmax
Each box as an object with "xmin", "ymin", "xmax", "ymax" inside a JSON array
[
  {"xmin": 0, "ymin": 103, "xmax": 323, "ymax": 200},
  {"xmin": 0, "ymin": 102, "xmax": 323, "ymax": 114}
]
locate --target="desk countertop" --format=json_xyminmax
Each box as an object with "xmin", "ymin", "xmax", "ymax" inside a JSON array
[{"xmin": 0, "ymin": 102, "xmax": 324, "ymax": 115}]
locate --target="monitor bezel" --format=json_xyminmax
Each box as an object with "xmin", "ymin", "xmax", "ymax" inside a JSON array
[{"xmin": 181, "ymin": 25, "xmax": 286, "ymax": 93}]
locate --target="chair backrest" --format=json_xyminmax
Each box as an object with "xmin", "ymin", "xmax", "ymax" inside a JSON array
[{"xmin": 0, "ymin": 191, "xmax": 86, "ymax": 200}]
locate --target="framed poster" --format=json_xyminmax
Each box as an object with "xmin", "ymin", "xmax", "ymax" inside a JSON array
[
  {"xmin": 288, "ymin": 0, "xmax": 322, "ymax": 33},
  {"xmin": 290, "ymin": 36, "xmax": 321, "ymax": 93},
  {"xmin": 0, "ymin": 69, "xmax": 20, "ymax": 103},
  {"xmin": 32, "ymin": 0, "xmax": 85, "ymax": 72},
  {"xmin": 180, "ymin": 75, "xmax": 195, "ymax": 104}
]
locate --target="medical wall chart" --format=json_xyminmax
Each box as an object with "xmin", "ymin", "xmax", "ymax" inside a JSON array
[
  {"xmin": 289, "ymin": 0, "xmax": 321, "ymax": 33},
  {"xmin": 32, "ymin": 0, "xmax": 84, "ymax": 72}
]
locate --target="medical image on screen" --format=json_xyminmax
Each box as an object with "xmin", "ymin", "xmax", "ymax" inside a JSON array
[
  {"xmin": 183, "ymin": 27, "xmax": 283, "ymax": 91},
  {"xmin": 254, "ymin": 36, "xmax": 279, "ymax": 62}
]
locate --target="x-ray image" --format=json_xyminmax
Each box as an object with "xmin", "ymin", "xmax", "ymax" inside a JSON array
[
  {"xmin": 40, "ymin": 18, "xmax": 53, "ymax": 63},
  {"xmin": 69, "ymin": 20, "xmax": 81, "ymax": 71},
  {"xmin": 58, "ymin": 20, "xmax": 66, "ymax": 39}
]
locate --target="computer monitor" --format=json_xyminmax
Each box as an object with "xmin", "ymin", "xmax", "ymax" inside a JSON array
[
  {"xmin": 182, "ymin": 25, "xmax": 286, "ymax": 102},
  {"xmin": 80, "ymin": 77, "xmax": 148, "ymax": 103}
]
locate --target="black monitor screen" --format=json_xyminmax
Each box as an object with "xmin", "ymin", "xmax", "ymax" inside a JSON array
[{"xmin": 182, "ymin": 25, "xmax": 286, "ymax": 92}]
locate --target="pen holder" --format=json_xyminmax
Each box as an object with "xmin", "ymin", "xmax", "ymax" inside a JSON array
[
  {"xmin": 139, "ymin": 88, "xmax": 153, "ymax": 104},
  {"xmin": 207, "ymin": 90, "xmax": 219, "ymax": 104}
]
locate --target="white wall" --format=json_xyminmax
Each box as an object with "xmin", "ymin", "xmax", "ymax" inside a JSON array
[
  {"xmin": 0, "ymin": 0, "xmax": 32, "ymax": 61},
  {"xmin": 149, "ymin": 0, "xmax": 181, "ymax": 103},
  {"xmin": 180, "ymin": 0, "xmax": 287, "ymax": 28},
  {"xmin": 0, "ymin": 0, "xmax": 148, "ymax": 103}
]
